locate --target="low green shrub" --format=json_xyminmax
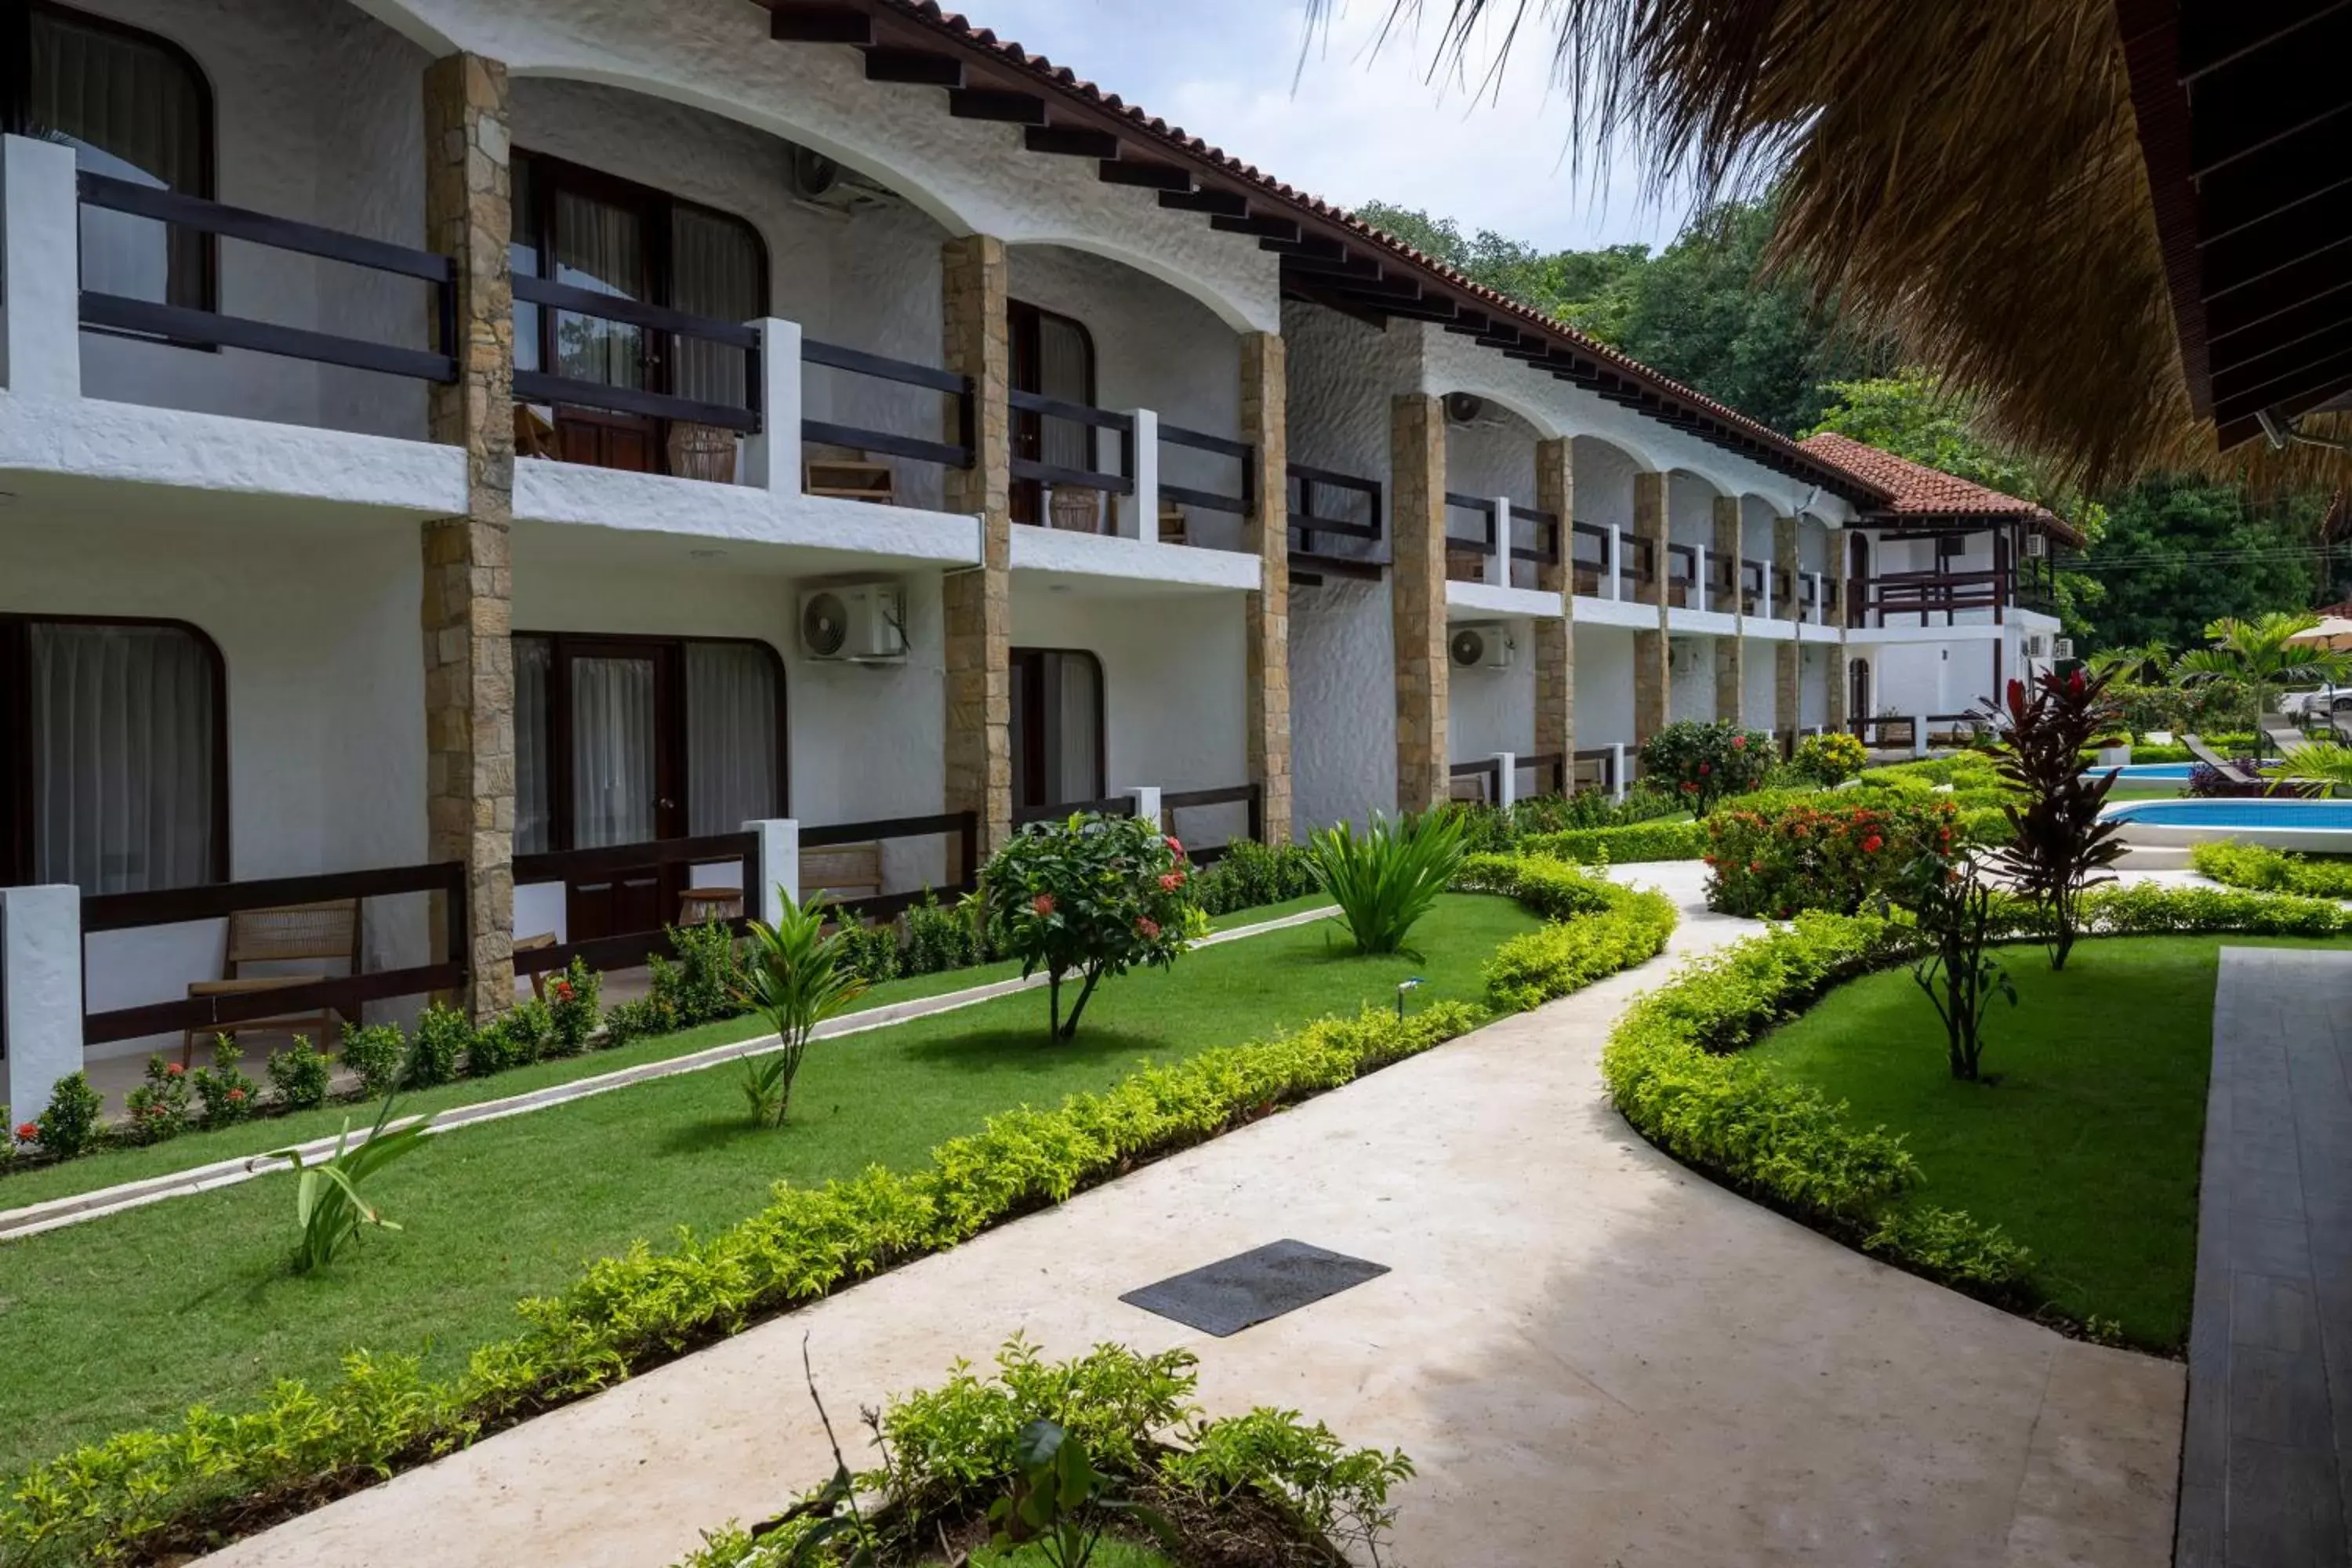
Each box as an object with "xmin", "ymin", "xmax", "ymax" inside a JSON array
[
  {"xmin": 407, "ymin": 1003, "xmax": 470, "ymax": 1088},
  {"xmin": 191, "ymin": 1040, "xmax": 260, "ymax": 1129},
  {"xmin": 264, "ymin": 1038, "xmax": 334, "ymax": 1111},
  {"xmin": 31, "ymin": 1071, "xmax": 109, "ymax": 1159},
  {"xmin": 1863, "ymin": 1206, "xmax": 2031, "ymax": 1293},
  {"xmin": 597, "ymin": 996, "xmax": 677, "ymax": 1051},
  {"xmin": 1793, "ymin": 731, "xmax": 1868, "ymax": 786},
  {"xmin": 1516, "ymin": 818, "xmax": 1709, "ymax": 864},
  {"xmin": 339, "ymin": 1023, "xmax": 406, "ymax": 1100},
  {"xmin": 902, "ymin": 889, "xmax": 985, "ymax": 974},
  {"xmin": 1704, "ymin": 796, "xmax": 1960, "ymax": 918},
  {"xmin": 2074, "ymin": 881, "xmax": 2352, "ymax": 936},
  {"xmin": 2191, "ymin": 840, "xmax": 2352, "ymax": 900},
  {"xmin": 1307, "ymin": 810, "xmax": 1468, "ymax": 957},
  {"xmin": 1641, "ymin": 719, "xmax": 1774, "ymax": 814},
  {"xmin": 829, "ymin": 912, "xmax": 903, "ymax": 986},
  {"xmin": 121, "ymin": 1058, "xmax": 192, "ymax": 1146},
  {"xmin": 466, "ymin": 998, "xmax": 550, "ymax": 1078},
  {"xmin": 1483, "ymin": 883, "xmax": 1677, "ymax": 1011},
  {"xmin": 648, "ymin": 920, "xmax": 752, "ymax": 1027},
  {"xmin": 545, "ymin": 960, "xmax": 601, "ymax": 1056},
  {"xmin": 1188, "ymin": 837, "xmax": 1320, "ymax": 916}
]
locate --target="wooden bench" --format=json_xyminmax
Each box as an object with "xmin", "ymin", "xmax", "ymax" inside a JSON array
[
  {"xmin": 184, "ymin": 899, "xmax": 359, "ymax": 1066},
  {"xmin": 805, "ymin": 445, "xmax": 895, "ymax": 504}
]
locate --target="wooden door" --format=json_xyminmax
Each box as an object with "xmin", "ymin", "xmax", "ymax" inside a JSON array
[{"xmin": 561, "ymin": 641, "xmax": 684, "ymax": 942}]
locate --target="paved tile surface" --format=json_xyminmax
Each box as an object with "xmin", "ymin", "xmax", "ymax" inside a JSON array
[
  {"xmin": 2183, "ymin": 947, "xmax": 2352, "ymax": 1566},
  {"xmin": 205, "ymin": 869, "xmax": 2184, "ymax": 1568}
]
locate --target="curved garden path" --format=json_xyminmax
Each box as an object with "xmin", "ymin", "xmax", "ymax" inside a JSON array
[{"xmin": 205, "ymin": 865, "xmax": 2183, "ymax": 1568}]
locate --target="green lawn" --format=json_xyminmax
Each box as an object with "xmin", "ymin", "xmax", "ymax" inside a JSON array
[
  {"xmin": 2104, "ymin": 782, "xmax": 2189, "ymax": 801},
  {"xmin": 0, "ymin": 896, "xmax": 1334, "ymax": 1211},
  {"xmin": 0, "ymin": 894, "xmax": 1534, "ymax": 1477},
  {"xmin": 1751, "ymin": 935, "xmax": 2350, "ymax": 1348}
]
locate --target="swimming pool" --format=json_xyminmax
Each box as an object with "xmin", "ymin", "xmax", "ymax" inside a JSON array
[
  {"xmin": 2102, "ymin": 797, "xmax": 2352, "ymax": 849},
  {"xmin": 2109, "ymin": 763, "xmax": 2195, "ymax": 780}
]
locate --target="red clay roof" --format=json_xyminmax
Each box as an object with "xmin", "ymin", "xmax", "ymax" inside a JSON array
[
  {"xmin": 862, "ymin": 1, "xmax": 1893, "ymax": 507},
  {"xmin": 1797, "ymin": 431, "xmax": 2084, "ymax": 546}
]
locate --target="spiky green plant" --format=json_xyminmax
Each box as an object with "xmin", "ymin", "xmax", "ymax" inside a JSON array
[
  {"xmin": 735, "ymin": 890, "xmax": 871, "ymax": 1127},
  {"xmin": 266, "ymin": 1095, "xmax": 434, "ymax": 1272},
  {"xmin": 1307, "ymin": 810, "xmax": 1468, "ymax": 958},
  {"xmin": 2172, "ymin": 612, "xmax": 2350, "ymax": 758}
]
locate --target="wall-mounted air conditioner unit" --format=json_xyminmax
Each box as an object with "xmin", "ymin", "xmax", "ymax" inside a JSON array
[
  {"xmin": 1448, "ymin": 623, "xmax": 1515, "ymax": 670},
  {"xmin": 2024, "ymin": 633, "xmax": 2050, "ymax": 659},
  {"xmin": 2053, "ymin": 637, "xmax": 2075, "ymax": 661},
  {"xmin": 2024, "ymin": 534, "xmax": 2047, "ymax": 558},
  {"xmin": 798, "ymin": 581, "xmax": 907, "ymax": 662}
]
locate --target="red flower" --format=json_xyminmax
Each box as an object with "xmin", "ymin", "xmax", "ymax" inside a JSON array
[
  {"xmin": 1157, "ymin": 871, "xmax": 1184, "ymax": 891},
  {"xmin": 1681, "ymin": 781, "xmax": 1699, "ymax": 794},
  {"xmin": 1862, "ymin": 835, "xmax": 1884, "ymax": 854},
  {"xmin": 1748, "ymin": 860, "xmax": 1764, "ymax": 873},
  {"xmin": 14, "ymin": 1122, "xmax": 38, "ymax": 1143},
  {"xmin": 227, "ymin": 1088, "xmax": 247, "ymax": 1104},
  {"xmin": 165, "ymin": 1062, "xmax": 186, "ymax": 1078},
  {"xmin": 1136, "ymin": 916, "xmax": 1161, "ymax": 939},
  {"xmin": 1731, "ymin": 734, "xmax": 1748, "ymax": 750},
  {"xmin": 1032, "ymin": 893, "xmax": 1056, "ymax": 917},
  {"xmin": 1164, "ymin": 835, "xmax": 1185, "ymax": 857},
  {"xmin": 1698, "ymin": 762, "xmax": 1711, "ymax": 775},
  {"xmin": 552, "ymin": 979, "xmax": 575, "ymax": 1003},
  {"xmin": 1701, "ymin": 854, "xmax": 1718, "ymax": 866}
]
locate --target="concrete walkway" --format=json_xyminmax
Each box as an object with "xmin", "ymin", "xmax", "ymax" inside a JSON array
[
  {"xmin": 2180, "ymin": 947, "xmax": 2352, "ymax": 1566},
  {"xmin": 205, "ymin": 866, "xmax": 2183, "ymax": 1568}
]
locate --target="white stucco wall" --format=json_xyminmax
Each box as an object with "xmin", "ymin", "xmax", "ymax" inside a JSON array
[
  {"xmin": 1447, "ymin": 621, "xmax": 1535, "ymax": 766},
  {"xmin": 1802, "ymin": 644, "xmax": 1829, "ymax": 727},
  {"xmin": 1669, "ymin": 636, "xmax": 1711, "ymax": 723},
  {"xmin": 1744, "ymin": 639, "xmax": 1777, "ymax": 728},
  {"xmin": 1574, "ymin": 624, "xmax": 1635, "ymax": 749},
  {"xmin": 1290, "ymin": 579, "xmax": 1396, "ymax": 834}
]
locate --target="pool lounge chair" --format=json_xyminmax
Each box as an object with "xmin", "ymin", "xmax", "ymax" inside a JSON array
[
  {"xmin": 2181, "ymin": 734, "xmax": 2264, "ymax": 790},
  {"xmin": 2266, "ymin": 724, "xmax": 2312, "ymax": 757}
]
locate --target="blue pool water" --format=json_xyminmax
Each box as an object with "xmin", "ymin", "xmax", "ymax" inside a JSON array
[
  {"xmin": 2110, "ymin": 763, "xmax": 2195, "ymax": 780},
  {"xmin": 2105, "ymin": 800, "xmax": 2352, "ymax": 830}
]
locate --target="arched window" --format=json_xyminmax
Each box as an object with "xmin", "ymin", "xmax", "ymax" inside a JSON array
[
  {"xmin": 2, "ymin": 617, "xmax": 227, "ymax": 894},
  {"xmin": 29, "ymin": 2, "xmax": 215, "ymax": 310}
]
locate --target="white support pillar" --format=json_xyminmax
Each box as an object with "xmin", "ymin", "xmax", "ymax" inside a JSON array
[
  {"xmin": 1760, "ymin": 563, "xmax": 1775, "ymax": 622},
  {"xmin": 745, "ymin": 818, "xmax": 800, "ymax": 924},
  {"xmin": 742, "ymin": 317, "xmax": 802, "ymax": 493},
  {"xmin": 1123, "ymin": 786, "xmax": 1163, "ymax": 829},
  {"xmin": 1610, "ymin": 742, "xmax": 1628, "ymax": 802},
  {"xmin": 1694, "ymin": 544, "xmax": 1711, "ymax": 614},
  {"xmin": 1120, "ymin": 408, "xmax": 1159, "ymax": 540},
  {"xmin": 1605, "ymin": 526, "xmax": 1624, "ymax": 601},
  {"xmin": 2, "ymin": 135, "xmax": 83, "ymax": 400},
  {"xmin": 1486, "ymin": 499, "xmax": 1512, "ymax": 586},
  {"xmin": 1913, "ymin": 715, "xmax": 1931, "ymax": 759},
  {"xmin": 1490, "ymin": 752, "xmax": 1518, "ymax": 810},
  {"xmin": 1, "ymin": 884, "xmax": 82, "ymax": 1131}
]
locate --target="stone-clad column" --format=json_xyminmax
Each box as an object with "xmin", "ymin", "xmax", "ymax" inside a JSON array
[
  {"xmin": 1632, "ymin": 470, "xmax": 1669, "ymax": 746},
  {"xmin": 422, "ymin": 53, "xmax": 514, "ymax": 1023},
  {"xmin": 1533, "ymin": 437, "xmax": 1575, "ymax": 789},
  {"xmin": 1774, "ymin": 514, "xmax": 1802, "ymax": 739},
  {"xmin": 1711, "ymin": 495, "xmax": 1744, "ymax": 726},
  {"xmin": 942, "ymin": 234, "xmax": 1013, "ymax": 870},
  {"xmin": 1240, "ymin": 333, "xmax": 1292, "ymax": 843},
  {"xmin": 1392, "ymin": 394, "xmax": 1449, "ymax": 814}
]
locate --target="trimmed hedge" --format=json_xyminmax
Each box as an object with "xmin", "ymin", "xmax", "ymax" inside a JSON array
[
  {"xmin": 2190, "ymin": 840, "xmax": 2352, "ymax": 901},
  {"xmin": 1457, "ymin": 856, "xmax": 1679, "ymax": 1010},
  {"xmin": 1602, "ymin": 884, "xmax": 2352, "ymax": 1323},
  {"xmin": 1, "ymin": 857, "xmax": 1675, "ymax": 1566},
  {"xmin": 1516, "ymin": 819, "xmax": 1709, "ymax": 864}
]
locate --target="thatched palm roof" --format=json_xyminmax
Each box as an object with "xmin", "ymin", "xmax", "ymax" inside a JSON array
[{"xmin": 1373, "ymin": 0, "xmax": 2351, "ymax": 492}]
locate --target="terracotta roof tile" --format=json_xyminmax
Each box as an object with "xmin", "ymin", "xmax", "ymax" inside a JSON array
[
  {"xmin": 1796, "ymin": 431, "xmax": 2084, "ymax": 546},
  {"xmin": 877, "ymin": 2, "xmax": 1891, "ymax": 505}
]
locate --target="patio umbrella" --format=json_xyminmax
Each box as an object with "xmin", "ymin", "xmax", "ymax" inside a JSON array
[{"xmin": 2288, "ymin": 618, "xmax": 2352, "ymax": 652}]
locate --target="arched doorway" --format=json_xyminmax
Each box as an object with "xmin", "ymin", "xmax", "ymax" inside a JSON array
[
  {"xmin": 1849, "ymin": 658, "xmax": 1872, "ymax": 728},
  {"xmin": 1848, "ymin": 532, "xmax": 1871, "ymax": 628}
]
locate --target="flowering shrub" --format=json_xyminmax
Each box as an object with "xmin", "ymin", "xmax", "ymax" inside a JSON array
[
  {"xmin": 985, "ymin": 813, "xmax": 1201, "ymax": 1043},
  {"xmin": 1640, "ymin": 720, "xmax": 1774, "ymax": 815},
  {"xmin": 1792, "ymin": 731, "xmax": 1869, "ymax": 786},
  {"xmin": 264, "ymin": 1038, "xmax": 334, "ymax": 1110},
  {"xmin": 1704, "ymin": 796, "xmax": 1961, "ymax": 918},
  {"xmin": 191, "ymin": 1040, "xmax": 260, "ymax": 1129},
  {"xmin": 122, "ymin": 1057, "xmax": 194, "ymax": 1145},
  {"xmin": 546, "ymin": 958, "xmax": 601, "ymax": 1056}
]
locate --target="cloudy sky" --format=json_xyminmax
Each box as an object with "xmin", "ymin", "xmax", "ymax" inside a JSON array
[{"xmin": 961, "ymin": 0, "xmax": 1696, "ymax": 254}]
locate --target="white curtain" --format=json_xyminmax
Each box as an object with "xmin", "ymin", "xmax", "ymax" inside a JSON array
[
  {"xmin": 671, "ymin": 206, "xmax": 762, "ymax": 407},
  {"xmin": 553, "ymin": 189, "xmax": 645, "ymax": 389},
  {"xmin": 514, "ymin": 637, "xmax": 552, "ymax": 854},
  {"xmin": 34, "ymin": 7, "xmax": 209, "ymax": 309},
  {"xmin": 1038, "ymin": 314, "xmax": 1094, "ymax": 474},
  {"xmin": 1055, "ymin": 654, "xmax": 1102, "ymax": 802},
  {"xmin": 685, "ymin": 642, "xmax": 778, "ymax": 833},
  {"xmin": 29, "ymin": 623, "xmax": 216, "ymax": 894},
  {"xmin": 571, "ymin": 656, "xmax": 655, "ymax": 848}
]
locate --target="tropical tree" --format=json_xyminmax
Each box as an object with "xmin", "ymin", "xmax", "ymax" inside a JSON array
[
  {"xmin": 2088, "ymin": 641, "xmax": 2171, "ymax": 684},
  {"xmin": 2172, "ymin": 612, "xmax": 2351, "ymax": 755}
]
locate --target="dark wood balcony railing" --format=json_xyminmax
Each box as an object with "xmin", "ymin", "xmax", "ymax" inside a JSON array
[
  {"xmin": 1570, "ymin": 521, "xmax": 1608, "ymax": 595},
  {"xmin": 1510, "ymin": 504, "xmax": 1561, "ymax": 568},
  {"xmin": 1869, "ymin": 569, "xmax": 2005, "ymax": 623},
  {"xmin": 1159, "ymin": 423, "xmax": 1254, "ymax": 516},
  {"xmin": 513, "ymin": 274, "xmax": 763, "ymax": 433},
  {"xmin": 1287, "ymin": 463, "xmax": 1385, "ymax": 576},
  {"xmin": 77, "ymin": 172, "xmax": 458, "ymax": 384},
  {"xmin": 801, "ymin": 338, "xmax": 975, "ymax": 471},
  {"xmin": 1009, "ymin": 391, "xmax": 1135, "ymax": 498},
  {"xmin": 1516, "ymin": 753, "xmax": 1566, "ymax": 797},
  {"xmin": 1449, "ymin": 756, "xmax": 1501, "ymax": 803},
  {"xmin": 79, "ymin": 861, "xmax": 468, "ymax": 1045},
  {"xmin": 1664, "ymin": 542, "xmax": 1698, "ymax": 608},
  {"xmin": 1162, "ymin": 783, "xmax": 1264, "ymax": 865},
  {"xmin": 802, "ymin": 811, "xmax": 982, "ymax": 920},
  {"xmin": 512, "ymin": 832, "xmax": 760, "ymax": 976},
  {"xmin": 1621, "ymin": 534, "xmax": 1656, "ymax": 593}
]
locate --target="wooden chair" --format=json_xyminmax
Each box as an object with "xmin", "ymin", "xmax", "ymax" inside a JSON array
[
  {"xmin": 1158, "ymin": 501, "xmax": 1187, "ymax": 544},
  {"xmin": 678, "ymin": 887, "xmax": 744, "ymax": 926},
  {"xmin": 804, "ymin": 445, "xmax": 895, "ymax": 504},
  {"xmin": 514, "ymin": 931, "xmax": 557, "ymax": 1002},
  {"xmin": 802, "ymin": 842, "xmax": 884, "ymax": 908},
  {"xmin": 183, "ymin": 899, "xmax": 359, "ymax": 1067}
]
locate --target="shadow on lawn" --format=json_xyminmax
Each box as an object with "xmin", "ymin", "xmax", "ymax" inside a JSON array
[{"xmin": 899, "ymin": 1025, "xmax": 1170, "ymax": 1076}]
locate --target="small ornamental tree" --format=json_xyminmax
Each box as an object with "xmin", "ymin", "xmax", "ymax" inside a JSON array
[
  {"xmin": 1891, "ymin": 848, "xmax": 2016, "ymax": 1082},
  {"xmin": 985, "ymin": 813, "xmax": 1200, "ymax": 1044},
  {"xmin": 1639, "ymin": 720, "xmax": 1773, "ymax": 815},
  {"xmin": 1990, "ymin": 666, "xmax": 2129, "ymax": 970}
]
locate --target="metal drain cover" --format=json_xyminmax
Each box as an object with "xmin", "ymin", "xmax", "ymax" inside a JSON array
[{"xmin": 1118, "ymin": 1239, "xmax": 1390, "ymax": 1337}]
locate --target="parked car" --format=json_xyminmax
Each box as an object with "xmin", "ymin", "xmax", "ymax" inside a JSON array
[{"xmin": 2279, "ymin": 685, "xmax": 2352, "ymax": 722}]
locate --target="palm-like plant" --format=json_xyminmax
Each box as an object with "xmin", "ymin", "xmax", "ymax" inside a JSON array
[
  {"xmin": 1307, "ymin": 810, "xmax": 1468, "ymax": 958},
  {"xmin": 267, "ymin": 1094, "xmax": 434, "ymax": 1272},
  {"xmin": 2087, "ymin": 640, "xmax": 2171, "ymax": 684},
  {"xmin": 2172, "ymin": 612, "xmax": 2351, "ymax": 757},
  {"xmin": 735, "ymin": 891, "xmax": 870, "ymax": 1128}
]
